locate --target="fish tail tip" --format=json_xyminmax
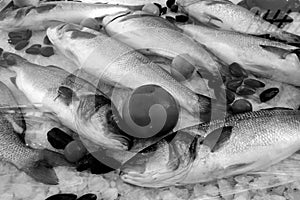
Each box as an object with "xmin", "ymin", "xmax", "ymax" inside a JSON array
[
  {"xmin": 41, "ymin": 149, "xmax": 74, "ymax": 167},
  {"xmin": 282, "ymin": 31, "xmax": 300, "ymax": 44},
  {"xmin": 23, "ymin": 149, "xmax": 74, "ymax": 185},
  {"xmin": 22, "ymin": 161, "xmax": 59, "ymax": 185}
]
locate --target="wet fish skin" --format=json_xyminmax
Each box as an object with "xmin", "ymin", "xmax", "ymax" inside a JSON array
[
  {"xmin": 0, "ymin": 1, "xmax": 134, "ymax": 31},
  {"xmin": 177, "ymin": 0, "xmax": 300, "ymax": 44},
  {"xmin": 179, "ymin": 24, "xmax": 300, "ymax": 86},
  {"xmin": 0, "ymin": 114, "xmax": 72, "ymax": 185},
  {"xmin": 47, "ymin": 23, "xmax": 216, "ymax": 130},
  {"xmin": 121, "ymin": 110, "xmax": 300, "ymax": 187},
  {"xmin": 103, "ymin": 11, "xmax": 223, "ymax": 76},
  {"xmin": 0, "ymin": 80, "xmax": 26, "ymax": 136},
  {"xmin": 79, "ymin": 0, "xmax": 166, "ymax": 6},
  {"xmin": 0, "ymin": 83, "xmax": 71, "ymax": 185},
  {"xmin": 0, "ymin": 51, "xmax": 132, "ymax": 150}
]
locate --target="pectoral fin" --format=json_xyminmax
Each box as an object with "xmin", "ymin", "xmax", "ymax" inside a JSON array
[
  {"xmin": 56, "ymin": 86, "xmax": 78, "ymax": 106},
  {"xmin": 260, "ymin": 45, "xmax": 292, "ymax": 59},
  {"xmin": 203, "ymin": 13, "xmax": 223, "ymax": 28},
  {"xmin": 10, "ymin": 76, "xmax": 17, "ymax": 88},
  {"xmin": 203, "ymin": 126, "xmax": 233, "ymax": 152}
]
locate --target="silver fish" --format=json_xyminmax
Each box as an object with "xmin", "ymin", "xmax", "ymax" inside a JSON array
[
  {"xmin": 0, "ymin": 80, "xmax": 26, "ymax": 135},
  {"xmin": 103, "ymin": 11, "xmax": 223, "ymax": 76},
  {"xmin": 79, "ymin": 0, "xmax": 166, "ymax": 6},
  {"xmin": 47, "ymin": 23, "xmax": 219, "ymax": 130},
  {"xmin": 0, "ymin": 51, "xmax": 132, "ymax": 150},
  {"xmin": 121, "ymin": 109, "xmax": 300, "ymax": 187},
  {"xmin": 0, "ymin": 81, "xmax": 70, "ymax": 185},
  {"xmin": 179, "ymin": 24, "xmax": 300, "ymax": 86},
  {"xmin": 0, "ymin": 1, "xmax": 135, "ymax": 31},
  {"xmin": 177, "ymin": 0, "xmax": 300, "ymax": 43}
]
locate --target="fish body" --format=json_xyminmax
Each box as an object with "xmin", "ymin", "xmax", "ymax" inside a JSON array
[
  {"xmin": 0, "ymin": 81, "xmax": 70, "ymax": 185},
  {"xmin": 0, "ymin": 52, "xmax": 131, "ymax": 150},
  {"xmin": 0, "ymin": 80, "xmax": 26, "ymax": 135},
  {"xmin": 121, "ymin": 110, "xmax": 300, "ymax": 187},
  {"xmin": 180, "ymin": 24, "xmax": 300, "ymax": 86},
  {"xmin": 79, "ymin": 0, "xmax": 166, "ymax": 6},
  {"xmin": 103, "ymin": 11, "xmax": 223, "ymax": 75},
  {"xmin": 177, "ymin": 0, "xmax": 300, "ymax": 43},
  {"xmin": 47, "ymin": 23, "xmax": 216, "ymax": 130},
  {"xmin": 0, "ymin": 1, "xmax": 133, "ymax": 31},
  {"xmin": 0, "ymin": 113, "xmax": 72, "ymax": 185}
]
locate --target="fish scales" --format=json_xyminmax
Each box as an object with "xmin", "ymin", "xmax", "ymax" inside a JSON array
[
  {"xmin": 0, "ymin": 81, "xmax": 71, "ymax": 185},
  {"xmin": 0, "ymin": 115, "xmax": 39, "ymax": 168},
  {"xmin": 121, "ymin": 110, "xmax": 300, "ymax": 187},
  {"xmin": 180, "ymin": 24, "xmax": 300, "ymax": 86},
  {"xmin": 0, "ymin": 52, "xmax": 131, "ymax": 150},
  {"xmin": 47, "ymin": 23, "xmax": 215, "ymax": 130},
  {"xmin": 177, "ymin": 0, "xmax": 300, "ymax": 43},
  {"xmin": 0, "ymin": 1, "xmax": 133, "ymax": 31},
  {"xmin": 103, "ymin": 11, "xmax": 222, "ymax": 75}
]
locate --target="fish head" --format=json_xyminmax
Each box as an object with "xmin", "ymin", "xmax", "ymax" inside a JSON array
[
  {"xmin": 46, "ymin": 23, "xmax": 99, "ymax": 65},
  {"xmin": 75, "ymin": 93, "xmax": 132, "ymax": 151},
  {"xmin": 120, "ymin": 129, "xmax": 203, "ymax": 187}
]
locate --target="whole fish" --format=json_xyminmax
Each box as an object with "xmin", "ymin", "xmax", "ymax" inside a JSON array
[
  {"xmin": 177, "ymin": 0, "xmax": 300, "ymax": 44},
  {"xmin": 79, "ymin": 0, "xmax": 166, "ymax": 6},
  {"xmin": 0, "ymin": 51, "xmax": 132, "ymax": 150},
  {"xmin": 47, "ymin": 23, "xmax": 218, "ymax": 130},
  {"xmin": 121, "ymin": 109, "xmax": 300, "ymax": 187},
  {"xmin": 0, "ymin": 1, "xmax": 135, "ymax": 31},
  {"xmin": 179, "ymin": 24, "xmax": 300, "ymax": 86},
  {"xmin": 0, "ymin": 82, "xmax": 70, "ymax": 185},
  {"xmin": 103, "ymin": 11, "xmax": 223, "ymax": 76}
]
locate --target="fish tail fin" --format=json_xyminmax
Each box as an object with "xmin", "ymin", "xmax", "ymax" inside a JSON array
[
  {"xmin": 209, "ymin": 154, "xmax": 300, "ymax": 198},
  {"xmin": 22, "ymin": 149, "xmax": 73, "ymax": 185},
  {"xmin": 277, "ymin": 31, "xmax": 300, "ymax": 46},
  {"xmin": 40, "ymin": 149, "xmax": 73, "ymax": 167},
  {"xmin": 22, "ymin": 161, "xmax": 59, "ymax": 185}
]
